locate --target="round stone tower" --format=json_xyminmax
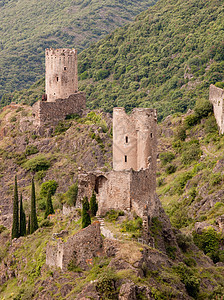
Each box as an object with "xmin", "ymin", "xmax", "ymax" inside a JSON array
[
  {"xmin": 45, "ymin": 48, "xmax": 78, "ymax": 102},
  {"xmin": 113, "ymin": 107, "xmax": 157, "ymax": 172}
]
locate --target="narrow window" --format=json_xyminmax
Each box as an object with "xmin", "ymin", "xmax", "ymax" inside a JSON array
[
  {"xmin": 125, "ymin": 155, "xmax": 127, "ymax": 163},
  {"xmin": 64, "ymin": 67, "xmax": 67, "ymax": 71},
  {"xmin": 150, "ymin": 133, "xmax": 153, "ymax": 138},
  {"xmin": 125, "ymin": 136, "xmax": 128, "ymax": 143},
  {"xmin": 56, "ymin": 77, "xmax": 59, "ymax": 82}
]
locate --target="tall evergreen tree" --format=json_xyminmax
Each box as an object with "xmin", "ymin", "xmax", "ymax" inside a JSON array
[
  {"xmin": 19, "ymin": 194, "xmax": 26, "ymax": 236},
  {"xmin": 44, "ymin": 191, "xmax": 55, "ymax": 219},
  {"xmin": 12, "ymin": 175, "xmax": 19, "ymax": 239},
  {"xmin": 81, "ymin": 196, "xmax": 91, "ymax": 229},
  {"xmin": 30, "ymin": 178, "xmax": 38, "ymax": 234},
  {"xmin": 27, "ymin": 215, "xmax": 31, "ymax": 235},
  {"xmin": 90, "ymin": 191, "xmax": 98, "ymax": 216}
]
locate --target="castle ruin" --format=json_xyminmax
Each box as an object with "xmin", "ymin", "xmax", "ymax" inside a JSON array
[
  {"xmin": 32, "ymin": 48, "xmax": 86, "ymax": 126},
  {"xmin": 77, "ymin": 108, "xmax": 157, "ymax": 218},
  {"xmin": 209, "ymin": 84, "xmax": 224, "ymax": 134}
]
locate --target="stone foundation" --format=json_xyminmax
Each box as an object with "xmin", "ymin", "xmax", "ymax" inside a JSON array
[{"xmin": 32, "ymin": 92, "xmax": 86, "ymax": 126}]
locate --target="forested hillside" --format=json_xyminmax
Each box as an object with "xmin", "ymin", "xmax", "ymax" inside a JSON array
[
  {"xmin": 4, "ymin": 0, "xmax": 224, "ymax": 121},
  {"xmin": 0, "ymin": 0, "xmax": 157, "ymax": 102}
]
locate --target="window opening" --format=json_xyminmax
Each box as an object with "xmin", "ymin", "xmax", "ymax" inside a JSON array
[
  {"xmin": 125, "ymin": 155, "xmax": 127, "ymax": 163},
  {"xmin": 125, "ymin": 136, "xmax": 128, "ymax": 143},
  {"xmin": 56, "ymin": 77, "xmax": 59, "ymax": 82}
]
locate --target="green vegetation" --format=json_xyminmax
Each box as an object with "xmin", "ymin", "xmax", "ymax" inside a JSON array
[
  {"xmin": 23, "ymin": 154, "xmax": 51, "ymax": 172},
  {"xmin": 105, "ymin": 209, "xmax": 124, "ymax": 222},
  {"xmin": 30, "ymin": 178, "xmax": 38, "ymax": 234},
  {"xmin": 89, "ymin": 191, "xmax": 98, "ymax": 216},
  {"xmin": 19, "ymin": 194, "xmax": 26, "ymax": 237},
  {"xmin": 81, "ymin": 196, "xmax": 91, "ymax": 229},
  {"xmin": 44, "ymin": 192, "xmax": 55, "ymax": 219},
  {"xmin": 40, "ymin": 180, "xmax": 58, "ymax": 198},
  {"xmin": 12, "ymin": 176, "xmax": 19, "ymax": 239},
  {"xmin": 0, "ymin": 0, "xmax": 157, "ymax": 103}
]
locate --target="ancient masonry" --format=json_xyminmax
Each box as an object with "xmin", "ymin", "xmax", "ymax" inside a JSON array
[
  {"xmin": 209, "ymin": 84, "xmax": 224, "ymax": 134},
  {"xmin": 77, "ymin": 107, "xmax": 157, "ymax": 219},
  {"xmin": 32, "ymin": 48, "xmax": 86, "ymax": 126}
]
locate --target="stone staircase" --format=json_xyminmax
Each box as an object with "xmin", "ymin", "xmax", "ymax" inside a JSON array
[{"xmin": 97, "ymin": 217, "xmax": 115, "ymax": 240}]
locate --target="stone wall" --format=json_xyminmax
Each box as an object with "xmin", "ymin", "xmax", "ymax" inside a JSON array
[
  {"xmin": 32, "ymin": 92, "xmax": 86, "ymax": 126},
  {"xmin": 46, "ymin": 222, "xmax": 103, "ymax": 270},
  {"xmin": 113, "ymin": 108, "xmax": 157, "ymax": 171},
  {"xmin": 77, "ymin": 167, "xmax": 155, "ymax": 218},
  {"xmin": 209, "ymin": 84, "xmax": 224, "ymax": 134},
  {"xmin": 45, "ymin": 48, "xmax": 78, "ymax": 102}
]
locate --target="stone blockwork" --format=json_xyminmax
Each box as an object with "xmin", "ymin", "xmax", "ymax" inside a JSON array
[
  {"xmin": 209, "ymin": 84, "xmax": 224, "ymax": 134},
  {"xmin": 113, "ymin": 108, "xmax": 157, "ymax": 171},
  {"xmin": 45, "ymin": 48, "xmax": 78, "ymax": 102},
  {"xmin": 77, "ymin": 165, "xmax": 156, "ymax": 218},
  {"xmin": 46, "ymin": 222, "xmax": 103, "ymax": 270},
  {"xmin": 32, "ymin": 92, "xmax": 86, "ymax": 126}
]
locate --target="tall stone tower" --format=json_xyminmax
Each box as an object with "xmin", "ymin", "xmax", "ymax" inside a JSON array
[
  {"xmin": 113, "ymin": 107, "xmax": 157, "ymax": 172},
  {"xmin": 45, "ymin": 48, "xmax": 78, "ymax": 102}
]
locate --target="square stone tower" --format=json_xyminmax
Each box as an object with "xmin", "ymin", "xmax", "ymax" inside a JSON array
[
  {"xmin": 45, "ymin": 48, "xmax": 78, "ymax": 102},
  {"xmin": 113, "ymin": 107, "xmax": 157, "ymax": 172}
]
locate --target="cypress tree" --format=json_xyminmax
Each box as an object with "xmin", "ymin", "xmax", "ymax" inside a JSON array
[
  {"xmin": 30, "ymin": 178, "xmax": 38, "ymax": 234},
  {"xmin": 12, "ymin": 175, "xmax": 19, "ymax": 239},
  {"xmin": 81, "ymin": 196, "xmax": 91, "ymax": 229},
  {"xmin": 90, "ymin": 191, "xmax": 98, "ymax": 216},
  {"xmin": 19, "ymin": 194, "xmax": 26, "ymax": 236},
  {"xmin": 44, "ymin": 191, "xmax": 55, "ymax": 219},
  {"xmin": 27, "ymin": 215, "xmax": 31, "ymax": 235}
]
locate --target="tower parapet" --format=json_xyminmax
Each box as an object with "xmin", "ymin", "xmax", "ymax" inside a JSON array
[{"xmin": 45, "ymin": 48, "xmax": 78, "ymax": 102}]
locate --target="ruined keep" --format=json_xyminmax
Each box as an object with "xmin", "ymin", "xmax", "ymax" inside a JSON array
[
  {"xmin": 77, "ymin": 108, "xmax": 157, "ymax": 218},
  {"xmin": 209, "ymin": 84, "xmax": 224, "ymax": 134},
  {"xmin": 32, "ymin": 48, "xmax": 86, "ymax": 126}
]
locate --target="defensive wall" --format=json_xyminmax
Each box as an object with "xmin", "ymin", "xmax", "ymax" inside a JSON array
[
  {"xmin": 32, "ymin": 92, "xmax": 86, "ymax": 126},
  {"xmin": 46, "ymin": 222, "xmax": 103, "ymax": 270},
  {"xmin": 209, "ymin": 84, "xmax": 224, "ymax": 134}
]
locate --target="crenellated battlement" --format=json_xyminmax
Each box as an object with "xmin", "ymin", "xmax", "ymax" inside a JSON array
[{"xmin": 45, "ymin": 48, "xmax": 77, "ymax": 57}]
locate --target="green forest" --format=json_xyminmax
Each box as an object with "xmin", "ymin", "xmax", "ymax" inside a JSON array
[
  {"xmin": 3, "ymin": 0, "xmax": 224, "ymax": 121},
  {"xmin": 0, "ymin": 0, "xmax": 157, "ymax": 101}
]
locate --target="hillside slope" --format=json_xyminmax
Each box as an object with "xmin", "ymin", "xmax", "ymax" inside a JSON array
[
  {"xmin": 0, "ymin": 0, "xmax": 157, "ymax": 102},
  {"xmin": 5, "ymin": 0, "xmax": 224, "ymax": 120}
]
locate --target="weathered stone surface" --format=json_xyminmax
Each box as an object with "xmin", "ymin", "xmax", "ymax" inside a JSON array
[
  {"xmin": 119, "ymin": 281, "xmax": 137, "ymax": 300},
  {"xmin": 209, "ymin": 84, "xmax": 224, "ymax": 134},
  {"xmin": 46, "ymin": 221, "xmax": 104, "ymax": 270}
]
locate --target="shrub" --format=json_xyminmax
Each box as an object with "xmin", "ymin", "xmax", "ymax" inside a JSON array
[
  {"xmin": 215, "ymin": 82, "xmax": 224, "ymax": 89},
  {"xmin": 166, "ymin": 164, "xmax": 177, "ymax": 174},
  {"xmin": 165, "ymin": 245, "xmax": 176, "ymax": 260},
  {"xmin": 0, "ymin": 225, "xmax": 6, "ymax": 234},
  {"xmin": 25, "ymin": 145, "xmax": 38, "ymax": 156},
  {"xmin": 159, "ymin": 151, "xmax": 175, "ymax": 166},
  {"xmin": 96, "ymin": 269, "xmax": 117, "ymax": 299},
  {"xmin": 176, "ymin": 233, "xmax": 192, "ymax": 252},
  {"xmin": 39, "ymin": 219, "xmax": 53, "ymax": 227},
  {"xmin": 23, "ymin": 155, "xmax": 51, "ymax": 172},
  {"xmin": 194, "ymin": 98, "xmax": 213, "ymax": 119},
  {"xmin": 40, "ymin": 180, "xmax": 58, "ymax": 198},
  {"xmin": 184, "ymin": 113, "xmax": 199, "ymax": 128},
  {"xmin": 54, "ymin": 121, "xmax": 71, "ymax": 135},
  {"xmin": 121, "ymin": 217, "xmax": 142, "ymax": 233},
  {"xmin": 81, "ymin": 196, "xmax": 91, "ymax": 228},
  {"xmin": 184, "ymin": 257, "xmax": 196, "ymax": 267},
  {"xmin": 67, "ymin": 260, "xmax": 82, "ymax": 272},
  {"xmin": 209, "ymin": 173, "xmax": 222, "ymax": 186},
  {"xmin": 181, "ymin": 141, "xmax": 202, "ymax": 165},
  {"xmin": 175, "ymin": 126, "xmax": 186, "ymax": 141},
  {"xmin": 105, "ymin": 209, "xmax": 124, "ymax": 222},
  {"xmin": 64, "ymin": 182, "xmax": 78, "ymax": 206},
  {"xmin": 193, "ymin": 227, "xmax": 221, "ymax": 263}
]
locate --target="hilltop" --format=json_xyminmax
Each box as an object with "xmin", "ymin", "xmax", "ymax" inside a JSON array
[
  {"xmin": 0, "ymin": 0, "xmax": 157, "ymax": 102},
  {"xmin": 3, "ymin": 0, "xmax": 224, "ymax": 121}
]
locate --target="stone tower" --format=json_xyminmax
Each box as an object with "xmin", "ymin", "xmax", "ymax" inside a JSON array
[
  {"xmin": 45, "ymin": 48, "xmax": 78, "ymax": 102},
  {"xmin": 113, "ymin": 107, "xmax": 157, "ymax": 172}
]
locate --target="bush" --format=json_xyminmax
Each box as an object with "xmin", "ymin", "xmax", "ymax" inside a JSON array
[
  {"xmin": 54, "ymin": 121, "xmax": 71, "ymax": 135},
  {"xmin": 181, "ymin": 141, "xmax": 202, "ymax": 165},
  {"xmin": 193, "ymin": 227, "xmax": 221, "ymax": 262},
  {"xmin": 39, "ymin": 219, "xmax": 53, "ymax": 227},
  {"xmin": 173, "ymin": 262, "xmax": 200, "ymax": 298},
  {"xmin": 25, "ymin": 145, "xmax": 38, "ymax": 156},
  {"xmin": 209, "ymin": 173, "xmax": 222, "ymax": 186},
  {"xmin": 23, "ymin": 155, "xmax": 51, "ymax": 172},
  {"xmin": 105, "ymin": 209, "xmax": 124, "ymax": 222},
  {"xmin": 67, "ymin": 260, "xmax": 83, "ymax": 272},
  {"xmin": 0, "ymin": 225, "xmax": 6, "ymax": 234},
  {"xmin": 159, "ymin": 151, "xmax": 175, "ymax": 166},
  {"xmin": 96, "ymin": 269, "xmax": 117, "ymax": 299},
  {"xmin": 64, "ymin": 182, "xmax": 78, "ymax": 206},
  {"xmin": 215, "ymin": 82, "xmax": 224, "ymax": 89},
  {"xmin": 184, "ymin": 113, "xmax": 199, "ymax": 128},
  {"xmin": 175, "ymin": 126, "xmax": 186, "ymax": 141},
  {"xmin": 194, "ymin": 98, "xmax": 213, "ymax": 119},
  {"xmin": 176, "ymin": 233, "xmax": 192, "ymax": 252},
  {"xmin": 40, "ymin": 180, "xmax": 58, "ymax": 198},
  {"xmin": 166, "ymin": 164, "xmax": 177, "ymax": 174},
  {"xmin": 121, "ymin": 217, "xmax": 142, "ymax": 233}
]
